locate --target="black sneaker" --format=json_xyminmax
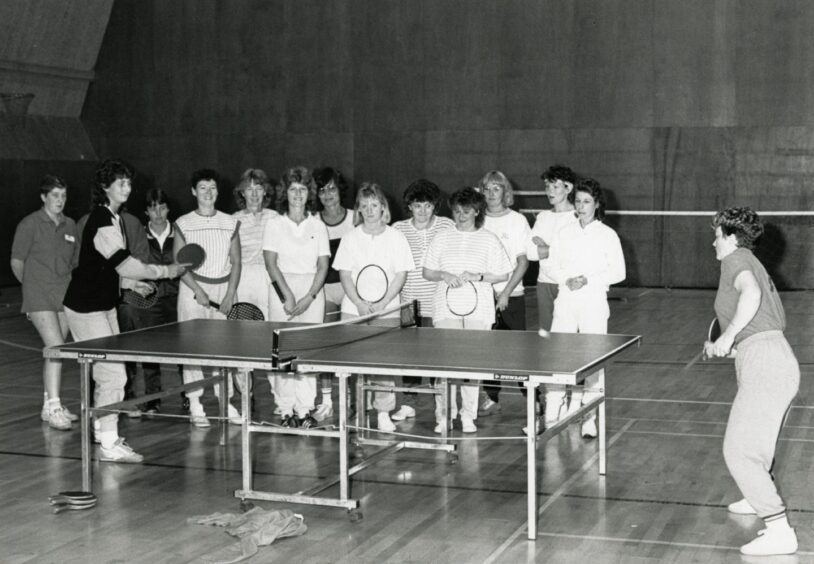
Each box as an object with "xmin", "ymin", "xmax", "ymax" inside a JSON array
[
  {"xmin": 300, "ymin": 415, "xmax": 319, "ymax": 429},
  {"xmin": 281, "ymin": 414, "xmax": 300, "ymax": 428}
]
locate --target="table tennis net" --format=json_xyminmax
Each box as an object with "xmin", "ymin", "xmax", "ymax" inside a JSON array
[{"xmin": 271, "ymin": 301, "xmax": 417, "ymax": 368}]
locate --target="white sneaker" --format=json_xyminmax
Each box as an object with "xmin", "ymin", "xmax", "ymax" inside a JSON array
[
  {"xmin": 434, "ymin": 420, "xmax": 447, "ymax": 434},
  {"xmin": 227, "ymin": 404, "xmax": 242, "ymax": 425},
  {"xmin": 728, "ymin": 498, "xmax": 757, "ymax": 515},
  {"xmin": 740, "ymin": 526, "xmax": 798, "ymax": 556},
  {"xmin": 461, "ymin": 415, "xmax": 477, "ymax": 433},
  {"xmin": 190, "ymin": 405, "xmax": 210, "ymax": 428},
  {"xmin": 125, "ymin": 408, "xmax": 142, "ymax": 419},
  {"xmin": 377, "ymin": 412, "xmax": 396, "ymax": 433},
  {"xmin": 47, "ymin": 407, "xmax": 72, "ymax": 431},
  {"xmin": 581, "ymin": 418, "xmax": 597, "ymax": 439},
  {"xmin": 313, "ymin": 402, "xmax": 334, "ymax": 422},
  {"xmin": 100, "ymin": 438, "xmax": 144, "ymax": 464},
  {"xmin": 42, "ymin": 402, "xmax": 80, "ymax": 423},
  {"xmin": 390, "ymin": 405, "xmax": 416, "ymax": 421},
  {"xmin": 479, "ymin": 397, "xmax": 501, "ymax": 417}
]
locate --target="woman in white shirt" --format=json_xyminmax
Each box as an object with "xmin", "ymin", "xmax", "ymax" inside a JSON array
[
  {"xmin": 477, "ymin": 170, "xmax": 531, "ymax": 417},
  {"xmin": 263, "ymin": 166, "xmax": 330, "ymax": 428},
  {"xmin": 333, "ymin": 183, "xmax": 414, "ymax": 433},
  {"xmin": 423, "ymin": 187, "xmax": 512, "ymax": 434},
  {"xmin": 542, "ymin": 178, "xmax": 625, "ymax": 438},
  {"xmin": 525, "ymin": 165, "xmax": 579, "ymax": 433}
]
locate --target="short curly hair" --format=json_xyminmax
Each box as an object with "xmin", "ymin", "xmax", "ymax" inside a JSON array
[
  {"xmin": 92, "ymin": 159, "xmax": 133, "ymax": 206},
  {"xmin": 712, "ymin": 207, "xmax": 764, "ymax": 250},
  {"xmin": 541, "ymin": 164, "xmax": 578, "ymax": 185},
  {"xmin": 403, "ymin": 178, "xmax": 442, "ymax": 210},
  {"xmin": 448, "ymin": 187, "xmax": 487, "ymax": 229}
]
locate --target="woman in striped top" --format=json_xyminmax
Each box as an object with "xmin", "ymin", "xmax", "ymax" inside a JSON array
[
  {"xmin": 174, "ymin": 168, "xmax": 242, "ymax": 428},
  {"xmin": 391, "ymin": 179, "xmax": 454, "ymax": 422},
  {"xmin": 232, "ymin": 168, "xmax": 278, "ymax": 318},
  {"xmin": 423, "ymin": 187, "xmax": 512, "ymax": 434}
]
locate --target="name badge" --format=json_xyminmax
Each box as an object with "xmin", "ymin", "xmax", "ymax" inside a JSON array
[{"xmin": 64, "ymin": 234, "xmax": 76, "ymax": 242}]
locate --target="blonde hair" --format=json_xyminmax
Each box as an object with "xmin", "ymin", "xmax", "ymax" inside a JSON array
[
  {"xmin": 477, "ymin": 169, "xmax": 514, "ymax": 208},
  {"xmin": 353, "ymin": 182, "xmax": 391, "ymax": 225}
]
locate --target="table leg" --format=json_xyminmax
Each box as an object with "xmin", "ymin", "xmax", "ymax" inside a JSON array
[
  {"xmin": 597, "ymin": 371, "xmax": 607, "ymax": 475},
  {"xmin": 338, "ymin": 372, "xmax": 350, "ymax": 501},
  {"xmin": 241, "ymin": 370, "xmax": 251, "ymax": 493},
  {"xmin": 527, "ymin": 380, "xmax": 537, "ymax": 540},
  {"xmin": 219, "ymin": 369, "xmax": 228, "ymax": 447},
  {"xmin": 80, "ymin": 360, "xmax": 92, "ymax": 492}
]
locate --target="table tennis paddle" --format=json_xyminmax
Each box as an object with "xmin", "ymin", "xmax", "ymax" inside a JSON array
[
  {"xmin": 210, "ymin": 301, "xmax": 265, "ymax": 321},
  {"xmin": 49, "ymin": 490, "xmax": 96, "ymax": 504},
  {"xmin": 684, "ymin": 317, "xmax": 724, "ymax": 370},
  {"xmin": 49, "ymin": 490, "xmax": 97, "ymax": 513},
  {"xmin": 355, "ymin": 264, "xmax": 388, "ymax": 303},
  {"xmin": 121, "ymin": 281, "xmax": 158, "ymax": 309},
  {"xmin": 446, "ymin": 281, "xmax": 478, "ymax": 317},
  {"xmin": 177, "ymin": 243, "xmax": 206, "ymax": 270},
  {"xmin": 53, "ymin": 500, "xmax": 97, "ymax": 514}
]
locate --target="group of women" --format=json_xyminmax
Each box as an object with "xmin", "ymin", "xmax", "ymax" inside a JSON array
[{"xmin": 11, "ymin": 158, "xmax": 799, "ymax": 556}]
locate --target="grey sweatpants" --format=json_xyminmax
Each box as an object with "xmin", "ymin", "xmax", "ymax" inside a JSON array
[{"xmin": 723, "ymin": 330, "xmax": 799, "ymax": 519}]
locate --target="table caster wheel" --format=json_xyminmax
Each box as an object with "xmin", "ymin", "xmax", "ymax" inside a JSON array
[
  {"xmin": 348, "ymin": 509, "xmax": 363, "ymax": 523},
  {"xmin": 447, "ymin": 454, "xmax": 458, "ymax": 465},
  {"xmin": 239, "ymin": 500, "xmax": 254, "ymax": 512}
]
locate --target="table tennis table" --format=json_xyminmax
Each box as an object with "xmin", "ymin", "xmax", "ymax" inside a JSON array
[{"xmin": 46, "ymin": 317, "xmax": 640, "ymax": 540}]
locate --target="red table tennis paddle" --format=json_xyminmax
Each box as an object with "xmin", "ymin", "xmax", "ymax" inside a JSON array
[{"xmin": 177, "ymin": 243, "xmax": 206, "ymax": 270}]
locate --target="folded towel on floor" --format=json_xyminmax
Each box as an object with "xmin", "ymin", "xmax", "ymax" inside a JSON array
[{"xmin": 189, "ymin": 506, "xmax": 307, "ymax": 563}]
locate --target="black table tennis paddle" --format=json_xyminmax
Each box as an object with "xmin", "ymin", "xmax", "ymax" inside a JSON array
[{"xmin": 177, "ymin": 243, "xmax": 206, "ymax": 270}]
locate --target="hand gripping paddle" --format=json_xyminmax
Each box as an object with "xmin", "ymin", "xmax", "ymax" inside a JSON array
[
  {"xmin": 446, "ymin": 281, "xmax": 478, "ymax": 317},
  {"xmin": 121, "ymin": 281, "xmax": 159, "ymax": 309},
  {"xmin": 210, "ymin": 301, "xmax": 265, "ymax": 321}
]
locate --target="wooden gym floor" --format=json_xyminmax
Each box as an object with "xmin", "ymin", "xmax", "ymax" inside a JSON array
[{"xmin": 0, "ymin": 287, "xmax": 811, "ymax": 563}]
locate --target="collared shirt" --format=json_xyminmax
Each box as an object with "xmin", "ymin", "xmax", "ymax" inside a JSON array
[
  {"xmin": 262, "ymin": 213, "xmax": 330, "ymax": 274},
  {"xmin": 543, "ymin": 219, "xmax": 625, "ymax": 294},
  {"xmin": 149, "ymin": 221, "xmax": 171, "ymax": 250},
  {"xmin": 11, "ymin": 208, "xmax": 77, "ymax": 313}
]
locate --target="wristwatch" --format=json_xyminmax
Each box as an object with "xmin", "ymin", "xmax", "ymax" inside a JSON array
[{"xmin": 478, "ymin": 273, "xmax": 484, "ymax": 282}]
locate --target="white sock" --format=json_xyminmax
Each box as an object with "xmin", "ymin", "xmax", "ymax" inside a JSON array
[
  {"xmin": 765, "ymin": 514, "xmax": 791, "ymax": 531},
  {"xmin": 99, "ymin": 431, "xmax": 119, "ymax": 449},
  {"xmin": 188, "ymin": 398, "xmax": 204, "ymax": 414},
  {"xmin": 321, "ymin": 389, "xmax": 332, "ymax": 403},
  {"xmin": 47, "ymin": 397, "xmax": 62, "ymax": 410}
]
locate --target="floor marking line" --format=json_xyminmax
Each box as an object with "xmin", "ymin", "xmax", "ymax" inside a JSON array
[
  {"xmin": 527, "ymin": 531, "xmax": 814, "ymax": 556},
  {"xmin": 484, "ymin": 419, "xmax": 637, "ymax": 564}
]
